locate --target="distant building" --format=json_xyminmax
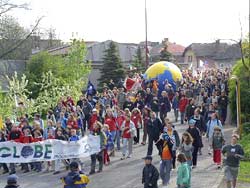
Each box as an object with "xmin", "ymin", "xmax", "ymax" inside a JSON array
[
  {"xmin": 148, "ymin": 38, "xmax": 185, "ymax": 65},
  {"xmin": 183, "ymin": 40, "xmax": 241, "ymax": 70}
]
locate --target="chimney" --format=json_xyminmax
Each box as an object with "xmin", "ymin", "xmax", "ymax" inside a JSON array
[{"xmin": 162, "ymin": 38, "xmax": 169, "ymax": 46}]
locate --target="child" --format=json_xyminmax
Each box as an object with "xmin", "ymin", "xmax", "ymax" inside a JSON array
[
  {"xmin": 212, "ymin": 126, "xmax": 225, "ymax": 169},
  {"xmin": 180, "ymin": 132, "xmax": 194, "ymax": 166},
  {"xmin": 142, "ymin": 155, "xmax": 159, "ymax": 188},
  {"xmin": 21, "ymin": 128, "xmax": 33, "ymax": 173},
  {"xmin": 68, "ymin": 129, "xmax": 83, "ymax": 171},
  {"xmin": 176, "ymin": 153, "xmax": 191, "ymax": 188},
  {"xmin": 33, "ymin": 130, "xmax": 43, "ymax": 172},
  {"xmin": 103, "ymin": 124, "xmax": 114, "ymax": 165},
  {"xmin": 44, "ymin": 129, "xmax": 55, "ymax": 172}
]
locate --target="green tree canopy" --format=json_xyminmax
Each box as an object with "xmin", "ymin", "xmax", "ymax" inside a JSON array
[
  {"xmin": 98, "ymin": 41, "xmax": 125, "ymax": 88},
  {"xmin": 160, "ymin": 46, "xmax": 172, "ymax": 62},
  {"xmin": 26, "ymin": 39, "xmax": 91, "ymax": 99}
]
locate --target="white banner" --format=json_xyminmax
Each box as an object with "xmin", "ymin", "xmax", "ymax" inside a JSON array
[{"xmin": 0, "ymin": 135, "xmax": 100, "ymax": 163}]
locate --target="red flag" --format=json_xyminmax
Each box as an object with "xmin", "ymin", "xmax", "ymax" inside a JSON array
[{"xmin": 124, "ymin": 77, "xmax": 136, "ymax": 91}]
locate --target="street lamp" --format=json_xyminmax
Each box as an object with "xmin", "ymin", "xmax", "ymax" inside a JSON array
[{"xmin": 230, "ymin": 75, "xmax": 242, "ymax": 137}]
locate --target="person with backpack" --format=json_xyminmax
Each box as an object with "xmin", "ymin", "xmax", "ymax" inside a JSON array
[
  {"xmin": 206, "ymin": 113, "xmax": 223, "ymax": 155},
  {"xmin": 61, "ymin": 161, "xmax": 90, "ymax": 188},
  {"xmin": 212, "ymin": 126, "xmax": 225, "ymax": 169},
  {"xmin": 157, "ymin": 121, "xmax": 176, "ymax": 187}
]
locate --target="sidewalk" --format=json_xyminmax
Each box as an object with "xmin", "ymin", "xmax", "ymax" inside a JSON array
[{"xmin": 158, "ymin": 126, "xmax": 235, "ymax": 188}]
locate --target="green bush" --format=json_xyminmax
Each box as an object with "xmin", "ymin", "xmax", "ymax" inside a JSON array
[
  {"xmin": 243, "ymin": 122, "xmax": 250, "ymax": 134},
  {"xmin": 239, "ymin": 134, "xmax": 250, "ymax": 160},
  {"xmin": 229, "ymin": 58, "xmax": 250, "ymax": 124}
]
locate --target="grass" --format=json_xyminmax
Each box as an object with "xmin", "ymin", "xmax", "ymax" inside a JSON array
[
  {"xmin": 239, "ymin": 134, "xmax": 250, "ymax": 160},
  {"xmin": 238, "ymin": 161, "xmax": 250, "ymax": 183}
]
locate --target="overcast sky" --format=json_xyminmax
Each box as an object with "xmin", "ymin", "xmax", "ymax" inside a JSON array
[{"xmin": 12, "ymin": 0, "xmax": 249, "ymax": 46}]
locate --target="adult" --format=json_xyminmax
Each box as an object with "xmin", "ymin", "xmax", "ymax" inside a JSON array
[
  {"xmin": 117, "ymin": 87, "xmax": 126, "ymax": 109},
  {"xmin": 146, "ymin": 112, "xmax": 163, "ymax": 156},
  {"xmin": 186, "ymin": 119, "xmax": 202, "ymax": 168},
  {"xmin": 179, "ymin": 95, "xmax": 189, "ymax": 124},
  {"xmin": 218, "ymin": 91, "xmax": 228, "ymax": 125},
  {"xmin": 159, "ymin": 91, "xmax": 171, "ymax": 123},
  {"xmin": 142, "ymin": 156, "xmax": 159, "ymax": 188},
  {"xmin": 120, "ymin": 113, "xmax": 136, "ymax": 159},
  {"xmin": 222, "ymin": 134, "xmax": 244, "ymax": 188},
  {"xmin": 185, "ymin": 99, "xmax": 196, "ymax": 121},
  {"xmin": 89, "ymin": 122, "xmax": 106, "ymax": 175}
]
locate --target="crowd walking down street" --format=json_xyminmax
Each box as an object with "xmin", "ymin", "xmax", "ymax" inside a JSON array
[{"xmin": 0, "ymin": 68, "xmax": 246, "ymax": 188}]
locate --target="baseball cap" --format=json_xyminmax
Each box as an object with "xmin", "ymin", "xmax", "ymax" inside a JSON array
[{"xmin": 188, "ymin": 119, "xmax": 196, "ymax": 125}]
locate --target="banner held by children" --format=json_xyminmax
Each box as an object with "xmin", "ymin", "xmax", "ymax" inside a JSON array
[{"xmin": 0, "ymin": 135, "xmax": 100, "ymax": 163}]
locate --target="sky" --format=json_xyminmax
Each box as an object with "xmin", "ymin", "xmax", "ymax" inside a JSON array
[{"xmin": 11, "ymin": 0, "xmax": 250, "ymax": 46}]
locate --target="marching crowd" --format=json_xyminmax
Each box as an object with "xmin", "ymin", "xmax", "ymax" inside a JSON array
[{"xmin": 0, "ymin": 68, "xmax": 245, "ymax": 188}]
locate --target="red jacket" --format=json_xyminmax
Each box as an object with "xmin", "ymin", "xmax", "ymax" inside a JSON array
[
  {"xmin": 67, "ymin": 119, "xmax": 78, "ymax": 129},
  {"xmin": 122, "ymin": 121, "xmax": 131, "ymax": 139},
  {"xmin": 179, "ymin": 98, "xmax": 189, "ymax": 112},
  {"xmin": 21, "ymin": 135, "xmax": 33, "ymax": 143},
  {"xmin": 33, "ymin": 137, "xmax": 43, "ymax": 142},
  {"xmin": 105, "ymin": 117, "xmax": 116, "ymax": 131},
  {"xmin": 8, "ymin": 130, "xmax": 23, "ymax": 143},
  {"xmin": 131, "ymin": 113, "xmax": 142, "ymax": 128},
  {"xmin": 116, "ymin": 115, "xmax": 125, "ymax": 130},
  {"xmin": 89, "ymin": 114, "xmax": 98, "ymax": 131}
]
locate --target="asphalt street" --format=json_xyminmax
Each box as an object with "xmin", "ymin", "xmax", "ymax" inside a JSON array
[{"xmin": 0, "ymin": 112, "xmax": 235, "ymax": 188}]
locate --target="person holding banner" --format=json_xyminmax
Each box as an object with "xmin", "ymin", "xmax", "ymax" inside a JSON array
[
  {"xmin": 89, "ymin": 121, "xmax": 106, "ymax": 175},
  {"xmin": 0, "ymin": 131, "xmax": 9, "ymax": 174},
  {"xmin": 8, "ymin": 124, "xmax": 23, "ymax": 175}
]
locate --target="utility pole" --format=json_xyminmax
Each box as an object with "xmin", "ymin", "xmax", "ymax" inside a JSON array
[{"xmin": 145, "ymin": 0, "xmax": 149, "ymax": 68}]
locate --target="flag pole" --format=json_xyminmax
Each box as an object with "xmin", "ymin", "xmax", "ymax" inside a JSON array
[{"xmin": 145, "ymin": 0, "xmax": 149, "ymax": 68}]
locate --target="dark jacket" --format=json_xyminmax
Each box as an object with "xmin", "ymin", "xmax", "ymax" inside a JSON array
[
  {"xmin": 159, "ymin": 97, "xmax": 171, "ymax": 113},
  {"xmin": 147, "ymin": 118, "xmax": 163, "ymax": 139},
  {"xmin": 4, "ymin": 185, "xmax": 20, "ymax": 188},
  {"xmin": 62, "ymin": 171, "xmax": 89, "ymax": 188},
  {"xmin": 142, "ymin": 164, "xmax": 159, "ymax": 188},
  {"xmin": 185, "ymin": 104, "xmax": 196, "ymax": 120},
  {"xmin": 187, "ymin": 127, "xmax": 202, "ymax": 148}
]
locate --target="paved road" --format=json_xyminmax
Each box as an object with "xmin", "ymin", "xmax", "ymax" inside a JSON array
[{"xmin": 0, "ymin": 112, "xmax": 235, "ymax": 188}]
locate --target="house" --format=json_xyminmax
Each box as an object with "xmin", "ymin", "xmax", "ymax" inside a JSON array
[
  {"xmin": 183, "ymin": 40, "xmax": 241, "ymax": 70},
  {"xmin": 45, "ymin": 40, "xmax": 138, "ymax": 87},
  {"xmin": 148, "ymin": 38, "xmax": 185, "ymax": 65}
]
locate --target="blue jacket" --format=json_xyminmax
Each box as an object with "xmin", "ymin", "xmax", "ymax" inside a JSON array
[
  {"xmin": 69, "ymin": 135, "xmax": 80, "ymax": 141},
  {"xmin": 62, "ymin": 171, "xmax": 89, "ymax": 188}
]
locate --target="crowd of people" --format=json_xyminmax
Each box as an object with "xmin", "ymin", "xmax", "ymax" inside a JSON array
[{"xmin": 0, "ymin": 68, "xmax": 245, "ymax": 188}]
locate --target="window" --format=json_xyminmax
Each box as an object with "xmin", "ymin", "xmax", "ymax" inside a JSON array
[{"xmin": 188, "ymin": 56, "xmax": 193, "ymax": 62}]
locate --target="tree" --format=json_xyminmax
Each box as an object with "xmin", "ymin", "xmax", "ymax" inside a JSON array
[
  {"xmin": 6, "ymin": 72, "xmax": 35, "ymax": 118},
  {"xmin": 34, "ymin": 71, "xmax": 63, "ymax": 114},
  {"xmin": 0, "ymin": 0, "xmax": 28, "ymax": 17},
  {"xmin": 26, "ymin": 39, "xmax": 91, "ymax": 99},
  {"xmin": 132, "ymin": 46, "xmax": 144, "ymax": 72},
  {"xmin": 0, "ymin": 15, "xmax": 31, "ymax": 59},
  {"xmin": 229, "ymin": 34, "xmax": 250, "ymax": 123},
  {"xmin": 160, "ymin": 46, "xmax": 172, "ymax": 61},
  {"xmin": 98, "ymin": 41, "xmax": 125, "ymax": 88},
  {"xmin": 0, "ymin": 1, "xmax": 43, "ymax": 59}
]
